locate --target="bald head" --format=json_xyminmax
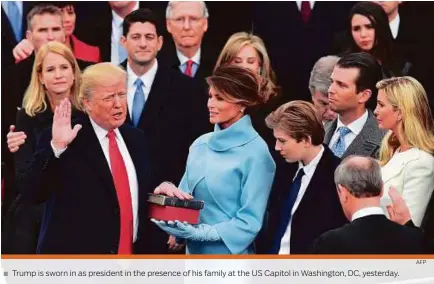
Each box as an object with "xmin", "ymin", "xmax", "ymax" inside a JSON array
[{"xmin": 334, "ymin": 155, "xmax": 383, "ymax": 198}]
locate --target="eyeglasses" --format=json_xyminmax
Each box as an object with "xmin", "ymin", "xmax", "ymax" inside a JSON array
[
  {"xmin": 170, "ymin": 16, "xmax": 204, "ymax": 27},
  {"xmin": 101, "ymin": 93, "xmax": 127, "ymax": 103}
]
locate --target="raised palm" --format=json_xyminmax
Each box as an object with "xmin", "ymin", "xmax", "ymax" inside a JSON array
[{"xmin": 51, "ymin": 98, "xmax": 82, "ymax": 150}]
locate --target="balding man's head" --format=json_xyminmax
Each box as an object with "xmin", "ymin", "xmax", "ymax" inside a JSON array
[{"xmin": 334, "ymin": 155, "xmax": 383, "ymax": 198}]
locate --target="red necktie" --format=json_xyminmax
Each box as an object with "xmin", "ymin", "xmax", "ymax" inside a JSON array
[
  {"xmin": 184, "ymin": 59, "xmax": 194, "ymax": 77},
  {"xmin": 301, "ymin": 1, "xmax": 311, "ymax": 24},
  {"xmin": 107, "ymin": 130, "xmax": 133, "ymax": 254}
]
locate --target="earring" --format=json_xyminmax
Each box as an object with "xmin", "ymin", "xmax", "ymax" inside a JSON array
[{"xmin": 240, "ymin": 108, "xmax": 245, "ymax": 113}]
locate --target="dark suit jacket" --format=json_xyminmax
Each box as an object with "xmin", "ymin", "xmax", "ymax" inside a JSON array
[
  {"xmin": 253, "ymin": 1, "xmax": 353, "ymax": 102},
  {"xmin": 311, "ymin": 214, "xmax": 434, "ymax": 254},
  {"xmin": 256, "ymin": 146, "xmax": 348, "ymax": 254},
  {"xmin": 159, "ymin": 44, "xmax": 216, "ymax": 83},
  {"xmin": 120, "ymin": 61, "xmax": 210, "ymax": 253},
  {"xmin": 121, "ymin": 61, "xmax": 210, "ymax": 186},
  {"xmin": 19, "ymin": 115, "xmax": 153, "ymax": 254},
  {"xmin": 324, "ymin": 110, "xmax": 386, "ymax": 159},
  {"xmin": 1, "ymin": 3, "xmax": 35, "ymax": 69}
]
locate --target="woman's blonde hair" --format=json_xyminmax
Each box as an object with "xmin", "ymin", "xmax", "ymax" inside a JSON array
[
  {"xmin": 377, "ymin": 76, "xmax": 434, "ymax": 165},
  {"xmin": 22, "ymin": 41, "xmax": 81, "ymax": 116},
  {"xmin": 215, "ymin": 32, "xmax": 278, "ymax": 99}
]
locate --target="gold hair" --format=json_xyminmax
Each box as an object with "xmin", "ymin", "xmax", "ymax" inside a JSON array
[
  {"xmin": 377, "ymin": 77, "xmax": 434, "ymax": 165},
  {"xmin": 215, "ymin": 32, "xmax": 278, "ymax": 98},
  {"xmin": 22, "ymin": 41, "xmax": 81, "ymax": 116}
]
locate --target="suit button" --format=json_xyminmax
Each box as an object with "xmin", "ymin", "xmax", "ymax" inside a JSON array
[
  {"xmin": 110, "ymin": 250, "xmax": 116, "ymax": 254},
  {"xmin": 114, "ymin": 208, "xmax": 120, "ymax": 215}
]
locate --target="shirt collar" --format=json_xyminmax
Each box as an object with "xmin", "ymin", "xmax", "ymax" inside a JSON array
[
  {"xmin": 112, "ymin": 1, "xmax": 139, "ymax": 26},
  {"xmin": 352, "ymin": 206, "xmax": 385, "ymax": 222},
  {"xmin": 89, "ymin": 116, "xmax": 122, "ymax": 142},
  {"xmin": 176, "ymin": 48, "xmax": 201, "ymax": 66},
  {"xmin": 336, "ymin": 110, "xmax": 368, "ymax": 136},
  {"xmin": 127, "ymin": 59, "xmax": 158, "ymax": 89},
  {"xmin": 297, "ymin": 145, "xmax": 324, "ymax": 176},
  {"xmin": 389, "ymin": 13, "xmax": 400, "ymax": 39},
  {"xmin": 208, "ymin": 115, "xmax": 258, "ymax": 152}
]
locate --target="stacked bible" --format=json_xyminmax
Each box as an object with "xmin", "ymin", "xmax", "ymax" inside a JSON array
[{"xmin": 147, "ymin": 194, "xmax": 204, "ymax": 224}]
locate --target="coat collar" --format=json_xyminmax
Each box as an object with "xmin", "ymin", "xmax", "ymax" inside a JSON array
[{"xmin": 208, "ymin": 115, "xmax": 258, "ymax": 152}]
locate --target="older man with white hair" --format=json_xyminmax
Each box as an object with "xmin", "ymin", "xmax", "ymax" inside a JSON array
[
  {"xmin": 163, "ymin": 1, "xmax": 214, "ymax": 80},
  {"xmin": 309, "ymin": 55, "xmax": 339, "ymax": 125}
]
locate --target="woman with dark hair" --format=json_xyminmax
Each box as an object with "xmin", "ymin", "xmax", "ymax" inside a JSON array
[
  {"xmin": 151, "ymin": 65, "xmax": 276, "ymax": 254},
  {"xmin": 339, "ymin": 1, "xmax": 410, "ymax": 77}
]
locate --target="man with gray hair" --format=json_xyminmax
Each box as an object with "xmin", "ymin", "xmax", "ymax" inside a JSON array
[
  {"xmin": 311, "ymin": 155, "xmax": 433, "ymax": 254},
  {"xmin": 163, "ymin": 1, "xmax": 214, "ymax": 80},
  {"xmin": 309, "ymin": 55, "xmax": 339, "ymax": 125}
]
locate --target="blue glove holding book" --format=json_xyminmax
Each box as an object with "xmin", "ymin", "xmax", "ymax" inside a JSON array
[{"xmin": 151, "ymin": 219, "xmax": 220, "ymax": 242}]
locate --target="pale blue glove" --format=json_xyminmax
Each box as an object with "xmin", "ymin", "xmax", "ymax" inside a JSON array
[{"xmin": 151, "ymin": 219, "xmax": 221, "ymax": 242}]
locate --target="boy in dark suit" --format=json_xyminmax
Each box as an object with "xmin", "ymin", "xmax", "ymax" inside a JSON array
[
  {"xmin": 311, "ymin": 155, "xmax": 433, "ymax": 254},
  {"xmin": 256, "ymin": 101, "xmax": 347, "ymax": 254}
]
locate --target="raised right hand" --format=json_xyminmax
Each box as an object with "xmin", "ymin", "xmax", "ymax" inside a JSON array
[
  {"xmin": 7, "ymin": 125, "xmax": 27, "ymax": 153},
  {"xmin": 154, "ymin": 182, "xmax": 193, "ymax": 200},
  {"xmin": 51, "ymin": 98, "xmax": 82, "ymax": 151},
  {"xmin": 13, "ymin": 39, "xmax": 34, "ymax": 63}
]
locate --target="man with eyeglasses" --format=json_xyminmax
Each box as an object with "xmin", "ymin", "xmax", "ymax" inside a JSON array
[
  {"xmin": 162, "ymin": 1, "xmax": 214, "ymax": 80},
  {"xmin": 19, "ymin": 63, "xmax": 154, "ymax": 254}
]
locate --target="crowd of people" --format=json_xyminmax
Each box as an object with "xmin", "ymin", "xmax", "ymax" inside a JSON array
[{"xmin": 1, "ymin": 1, "xmax": 433, "ymax": 255}]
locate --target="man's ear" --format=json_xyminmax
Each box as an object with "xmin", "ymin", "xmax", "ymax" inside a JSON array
[
  {"xmin": 203, "ymin": 18, "xmax": 208, "ymax": 32},
  {"xmin": 358, "ymin": 89, "xmax": 372, "ymax": 104},
  {"xmin": 337, "ymin": 184, "xmax": 350, "ymax": 203},
  {"xmin": 157, "ymin": 35, "xmax": 163, "ymax": 52},
  {"xmin": 120, "ymin": 35, "xmax": 127, "ymax": 49},
  {"xmin": 26, "ymin": 29, "xmax": 32, "ymax": 41},
  {"xmin": 166, "ymin": 20, "xmax": 172, "ymax": 34}
]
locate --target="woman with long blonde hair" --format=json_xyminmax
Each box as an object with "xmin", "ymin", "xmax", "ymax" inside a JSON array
[
  {"xmin": 374, "ymin": 76, "xmax": 434, "ymax": 226},
  {"xmin": 215, "ymin": 32, "xmax": 280, "ymax": 148},
  {"xmin": 4, "ymin": 41, "xmax": 82, "ymax": 253}
]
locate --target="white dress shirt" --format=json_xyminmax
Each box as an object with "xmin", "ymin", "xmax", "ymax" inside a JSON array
[
  {"xmin": 329, "ymin": 110, "xmax": 368, "ymax": 153},
  {"xmin": 351, "ymin": 207, "xmax": 385, "ymax": 222},
  {"xmin": 52, "ymin": 117, "xmax": 139, "ymax": 242},
  {"xmin": 111, "ymin": 1, "xmax": 139, "ymax": 64},
  {"xmin": 389, "ymin": 13, "xmax": 400, "ymax": 39},
  {"xmin": 127, "ymin": 59, "xmax": 158, "ymax": 120},
  {"xmin": 278, "ymin": 145, "xmax": 325, "ymax": 254},
  {"xmin": 177, "ymin": 48, "xmax": 201, "ymax": 76},
  {"xmin": 295, "ymin": 1, "xmax": 315, "ymax": 11}
]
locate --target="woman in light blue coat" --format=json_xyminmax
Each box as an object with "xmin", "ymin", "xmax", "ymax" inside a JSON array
[{"xmin": 152, "ymin": 65, "xmax": 276, "ymax": 254}]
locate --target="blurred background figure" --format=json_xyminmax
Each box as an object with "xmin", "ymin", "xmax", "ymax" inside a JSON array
[
  {"xmin": 253, "ymin": 1, "xmax": 353, "ymax": 103},
  {"xmin": 12, "ymin": 2, "xmax": 101, "ymax": 64},
  {"xmin": 3, "ymin": 42, "xmax": 82, "ymax": 253},
  {"xmin": 375, "ymin": 76, "xmax": 434, "ymax": 227},
  {"xmin": 214, "ymin": 32, "xmax": 279, "ymax": 148},
  {"xmin": 335, "ymin": 2, "xmax": 407, "ymax": 78},
  {"xmin": 162, "ymin": 1, "xmax": 213, "ymax": 80},
  {"xmin": 311, "ymin": 155, "xmax": 433, "ymax": 254},
  {"xmin": 257, "ymin": 101, "xmax": 347, "ymax": 254},
  {"xmin": 308, "ymin": 55, "xmax": 339, "ymax": 125}
]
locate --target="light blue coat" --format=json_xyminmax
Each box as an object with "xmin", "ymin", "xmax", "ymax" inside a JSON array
[{"xmin": 178, "ymin": 115, "xmax": 276, "ymax": 254}]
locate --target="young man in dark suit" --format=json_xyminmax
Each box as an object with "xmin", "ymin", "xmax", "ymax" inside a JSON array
[
  {"xmin": 325, "ymin": 52, "xmax": 386, "ymax": 159},
  {"xmin": 311, "ymin": 155, "xmax": 433, "ymax": 254},
  {"xmin": 256, "ymin": 101, "xmax": 347, "ymax": 254},
  {"xmin": 119, "ymin": 9, "xmax": 210, "ymax": 253},
  {"xmin": 19, "ymin": 63, "xmax": 153, "ymax": 254}
]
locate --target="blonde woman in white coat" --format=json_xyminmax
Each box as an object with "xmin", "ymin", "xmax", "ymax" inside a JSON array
[{"xmin": 374, "ymin": 77, "xmax": 434, "ymax": 227}]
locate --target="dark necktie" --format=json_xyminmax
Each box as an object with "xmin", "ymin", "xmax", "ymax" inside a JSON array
[
  {"xmin": 107, "ymin": 130, "xmax": 133, "ymax": 254},
  {"xmin": 300, "ymin": 1, "xmax": 312, "ymax": 24},
  {"xmin": 269, "ymin": 168, "xmax": 305, "ymax": 253}
]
